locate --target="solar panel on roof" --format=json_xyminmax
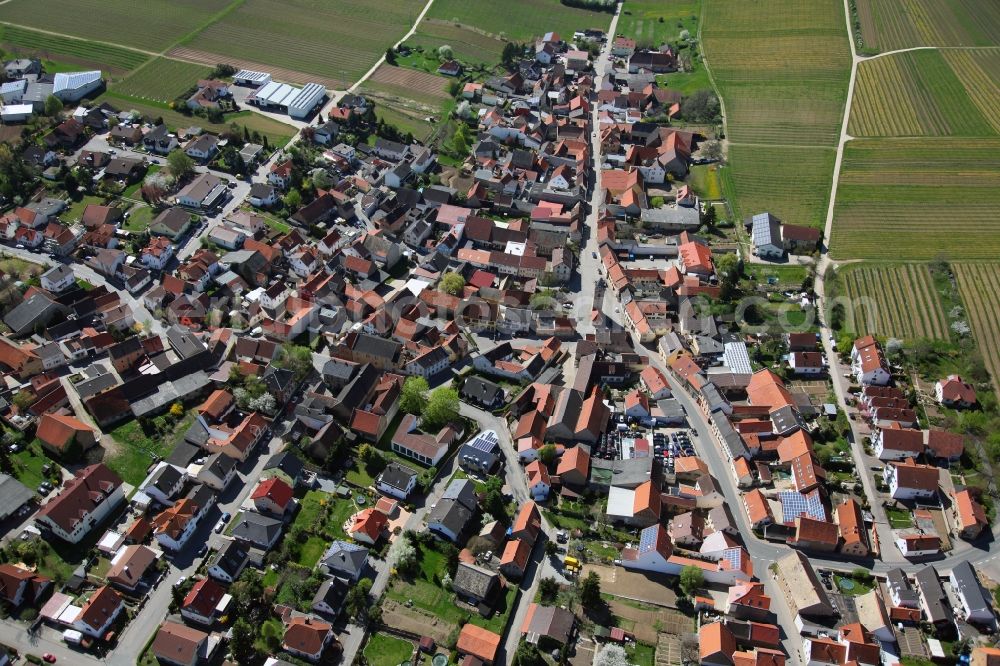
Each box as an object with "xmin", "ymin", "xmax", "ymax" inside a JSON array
[
  {"xmin": 638, "ymin": 525, "xmax": 659, "ymax": 554},
  {"xmin": 721, "ymin": 547, "xmax": 741, "ymax": 570},
  {"xmin": 779, "ymin": 489, "xmax": 827, "ymax": 522},
  {"xmin": 466, "ymin": 430, "xmax": 499, "ymax": 453}
]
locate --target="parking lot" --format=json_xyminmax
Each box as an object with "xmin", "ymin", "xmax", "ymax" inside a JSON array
[{"xmin": 595, "ymin": 422, "xmax": 695, "ymax": 475}]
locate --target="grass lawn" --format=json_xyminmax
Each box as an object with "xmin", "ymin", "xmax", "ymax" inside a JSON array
[
  {"xmin": 123, "ymin": 204, "xmax": 156, "ymax": 231},
  {"xmin": 452, "ymin": 470, "xmax": 487, "ymax": 494},
  {"xmin": 885, "ymin": 506, "xmax": 914, "ymax": 529},
  {"xmin": 834, "ymin": 574, "xmax": 874, "ymax": 596},
  {"xmin": 688, "ymin": 164, "xmax": 722, "ymax": 200},
  {"xmin": 627, "ymin": 642, "xmax": 656, "ymax": 666},
  {"xmin": 744, "ymin": 264, "xmax": 809, "ymax": 289},
  {"xmin": 543, "ymin": 508, "xmax": 589, "ymax": 533},
  {"xmin": 290, "ymin": 490, "xmax": 357, "ymax": 542},
  {"xmin": 364, "ymin": 634, "xmax": 414, "ymax": 666},
  {"xmin": 261, "ymin": 214, "xmax": 291, "ymax": 234},
  {"xmin": 63, "ymin": 195, "xmax": 107, "ymax": 223},
  {"xmin": 10, "ymin": 440, "xmax": 58, "ymax": 489},
  {"xmin": 107, "ymin": 410, "xmax": 196, "ymax": 486},
  {"xmin": 297, "ymin": 536, "xmax": 327, "ymax": 568},
  {"xmin": 656, "ymin": 64, "xmax": 712, "ymax": 96}
]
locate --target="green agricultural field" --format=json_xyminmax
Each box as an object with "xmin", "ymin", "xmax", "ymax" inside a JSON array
[
  {"xmin": 0, "ymin": 0, "xmax": 234, "ymax": 52},
  {"xmin": 721, "ymin": 145, "xmax": 836, "ymax": 227},
  {"xmin": 942, "ymin": 49, "xmax": 1000, "ymax": 134},
  {"xmin": 838, "ymin": 263, "xmax": 950, "ymax": 340},
  {"xmin": 184, "ymin": 0, "xmax": 425, "ymax": 88},
  {"xmin": 423, "ymin": 0, "xmax": 613, "ymax": 42},
  {"xmin": 0, "ymin": 25, "xmax": 148, "ymax": 75},
  {"xmin": 618, "ymin": 0, "xmax": 699, "ymax": 48},
  {"xmin": 855, "ymin": 0, "xmax": 1000, "ymax": 52},
  {"xmin": 850, "ymin": 50, "xmax": 998, "ymax": 137},
  {"xmin": 406, "ymin": 21, "xmax": 506, "ymax": 65},
  {"xmin": 113, "ymin": 58, "xmax": 212, "ymax": 105},
  {"xmin": 953, "ymin": 263, "xmax": 1000, "ymax": 401},
  {"xmin": 703, "ymin": 0, "xmax": 851, "ymax": 228},
  {"xmin": 374, "ymin": 103, "xmax": 434, "ymax": 142},
  {"xmin": 829, "ymin": 138, "xmax": 1000, "ymax": 260}
]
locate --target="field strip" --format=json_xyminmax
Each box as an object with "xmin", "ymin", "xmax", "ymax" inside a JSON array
[
  {"xmin": 0, "ymin": 20, "xmax": 158, "ymax": 57},
  {"xmin": 167, "ymin": 46, "xmax": 344, "ymax": 88}
]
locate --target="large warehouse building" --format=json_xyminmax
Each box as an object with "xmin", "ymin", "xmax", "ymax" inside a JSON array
[{"xmin": 248, "ymin": 80, "xmax": 326, "ymax": 119}]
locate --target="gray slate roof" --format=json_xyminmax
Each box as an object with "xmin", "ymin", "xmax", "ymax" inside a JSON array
[{"xmin": 0, "ymin": 474, "xmax": 33, "ymax": 520}]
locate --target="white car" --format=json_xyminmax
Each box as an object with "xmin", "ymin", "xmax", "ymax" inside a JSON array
[{"xmin": 214, "ymin": 519, "xmax": 226, "ymax": 533}]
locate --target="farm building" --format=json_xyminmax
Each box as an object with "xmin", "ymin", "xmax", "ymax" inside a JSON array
[
  {"xmin": 0, "ymin": 104, "xmax": 33, "ymax": 123},
  {"xmin": 53, "ymin": 71, "xmax": 103, "ymax": 102},
  {"xmin": 249, "ymin": 81, "xmax": 326, "ymax": 119},
  {"xmin": 233, "ymin": 70, "xmax": 271, "ymax": 87}
]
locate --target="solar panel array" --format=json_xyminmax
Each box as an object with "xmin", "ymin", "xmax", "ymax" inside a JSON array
[
  {"xmin": 721, "ymin": 547, "xmax": 742, "ymax": 571},
  {"xmin": 638, "ymin": 524, "xmax": 660, "ymax": 554},
  {"xmin": 467, "ymin": 430, "xmax": 499, "ymax": 453},
  {"xmin": 778, "ymin": 489, "xmax": 827, "ymax": 522}
]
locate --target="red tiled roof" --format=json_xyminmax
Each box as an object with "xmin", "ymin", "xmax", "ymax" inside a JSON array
[
  {"xmin": 36, "ymin": 412, "xmax": 94, "ymax": 452},
  {"xmin": 182, "ymin": 577, "xmax": 225, "ymax": 618},
  {"xmin": 283, "ymin": 616, "xmax": 332, "ymax": 656},
  {"xmin": 77, "ymin": 585, "xmax": 122, "ymax": 633},
  {"xmin": 457, "ymin": 624, "xmax": 501, "ymax": 663},
  {"xmin": 251, "ymin": 477, "xmax": 293, "ymax": 511}
]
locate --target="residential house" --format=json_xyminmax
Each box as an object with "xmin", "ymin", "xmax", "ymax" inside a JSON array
[
  {"xmin": 953, "ymin": 489, "xmax": 988, "ymax": 540},
  {"xmin": 936, "ymin": 375, "xmax": 977, "ymax": 409},
  {"xmin": 347, "ymin": 508, "xmax": 388, "ymax": 545},
  {"xmin": 250, "ymin": 477, "xmax": 294, "ymax": 517},
  {"xmin": 885, "ymin": 458, "xmax": 938, "ymax": 500},
  {"xmin": 36, "ymin": 464, "xmax": 124, "ymax": 544},
  {"xmin": 427, "ymin": 479, "xmax": 477, "ymax": 542},
  {"xmin": 311, "ymin": 577, "xmax": 349, "ymax": 618},
  {"xmin": 852, "ymin": 336, "xmax": 891, "ymax": 386},
  {"xmin": 452, "ymin": 562, "xmax": 501, "ymax": 607},
  {"xmin": 375, "ymin": 462, "xmax": 419, "ymax": 500},
  {"xmin": 283, "ymin": 616, "xmax": 333, "ymax": 663},
  {"xmin": 181, "ymin": 577, "xmax": 226, "ymax": 626},
  {"xmin": 151, "ymin": 621, "xmax": 218, "ymax": 666},
  {"xmin": 319, "ymin": 541, "xmax": 368, "ymax": 581},
  {"xmin": 73, "ymin": 585, "xmax": 124, "ymax": 639},
  {"xmin": 457, "ymin": 430, "xmax": 503, "ymax": 476},
  {"xmin": 105, "ymin": 544, "xmax": 159, "ymax": 595},
  {"xmin": 950, "ymin": 561, "xmax": 994, "ymax": 624},
  {"xmin": 231, "ymin": 512, "xmax": 283, "ymax": 551},
  {"xmin": 207, "ymin": 539, "xmax": 250, "ymax": 584},
  {"xmin": 150, "ymin": 208, "xmax": 192, "ymax": 241},
  {"xmin": 457, "ymin": 624, "xmax": 501, "ymax": 666},
  {"xmin": 0, "ymin": 564, "xmax": 50, "ymax": 608}
]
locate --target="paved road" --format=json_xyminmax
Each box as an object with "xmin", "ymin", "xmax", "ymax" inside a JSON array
[{"xmin": 575, "ymin": 8, "xmax": 621, "ymax": 337}]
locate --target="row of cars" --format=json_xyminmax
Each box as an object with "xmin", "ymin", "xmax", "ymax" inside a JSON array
[{"xmin": 659, "ymin": 430, "xmax": 695, "ymax": 475}]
